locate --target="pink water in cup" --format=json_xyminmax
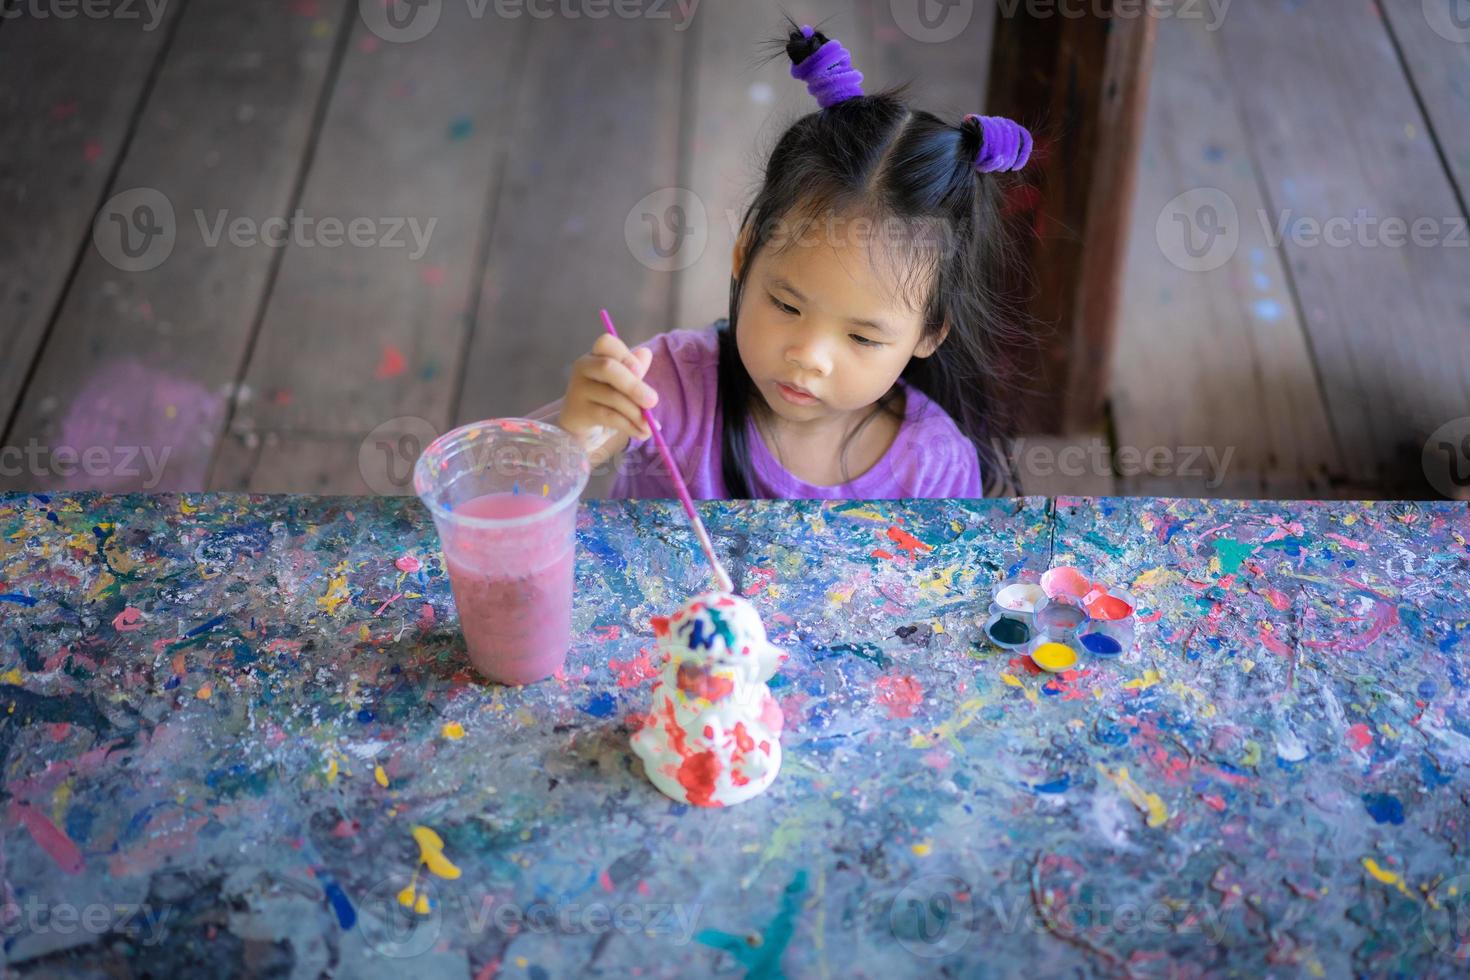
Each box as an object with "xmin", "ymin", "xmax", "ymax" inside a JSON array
[{"xmin": 413, "ymin": 419, "xmax": 589, "ymax": 685}]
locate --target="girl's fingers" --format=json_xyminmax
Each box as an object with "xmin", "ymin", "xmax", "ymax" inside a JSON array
[
  {"xmin": 586, "ymin": 355, "xmax": 658, "ymax": 409},
  {"xmin": 585, "ymin": 390, "xmax": 652, "ymax": 441},
  {"xmin": 591, "ymin": 332, "xmax": 633, "ymax": 364}
]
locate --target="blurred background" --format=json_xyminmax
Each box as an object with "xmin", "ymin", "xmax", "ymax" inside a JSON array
[{"xmin": 1, "ymin": 0, "xmax": 1467, "ymax": 500}]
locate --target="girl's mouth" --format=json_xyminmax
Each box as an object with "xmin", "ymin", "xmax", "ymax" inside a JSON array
[{"xmin": 775, "ymin": 382, "xmax": 818, "ymax": 406}]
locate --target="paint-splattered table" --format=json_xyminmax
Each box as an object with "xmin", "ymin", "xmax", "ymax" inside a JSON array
[{"xmin": 1, "ymin": 493, "xmax": 1467, "ymax": 977}]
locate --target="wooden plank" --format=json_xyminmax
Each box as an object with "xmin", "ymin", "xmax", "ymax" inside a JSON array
[
  {"xmin": 1111, "ymin": 14, "xmax": 1342, "ymax": 500},
  {"xmin": 455, "ymin": 10, "xmax": 688, "ymax": 427},
  {"xmin": 672, "ymin": 1, "xmax": 874, "ymax": 335},
  {"xmin": 0, "ymin": 3, "xmax": 180, "ymax": 438},
  {"xmin": 1381, "ymin": 0, "xmax": 1470, "ymax": 204},
  {"xmin": 1218, "ymin": 0, "xmax": 1470, "ymax": 492},
  {"xmin": 1, "ymin": 0, "xmax": 349, "ymax": 494},
  {"xmin": 210, "ymin": 4, "xmax": 526, "ymax": 493},
  {"xmin": 983, "ymin": 1, "xmax": 1157, "ymax": 435}
]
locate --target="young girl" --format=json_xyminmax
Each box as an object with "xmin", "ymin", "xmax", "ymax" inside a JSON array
[{"xmin": 560, "ymin": 23, "xmax": 1033, "ymax": 500}]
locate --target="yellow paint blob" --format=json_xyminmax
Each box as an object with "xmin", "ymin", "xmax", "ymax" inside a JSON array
[
  {"xmin": 442, "ymin": 721, "xmax": 465, "ymax": 740},
  {"xmin": 1099, "ymin": 765, "xmax": 1169, "ymax": 828},
  {"xmin": 412, "ymin": 825, "xmax": 461, "ymax": 880},
  {"xmin": 911, "ymin": 842, "xmax": 932, "ymax": 857},
  {"xmin": 397, "ymin": 825, "xmax": 463, "ymax": 915},
  {"xmin": 374, "ymin": 765, "xmax": 389, "ymax": 788},
  {"xmin": 1362, "ymin": 858, "xmax": 1415, "ymax": 899},
  {"xmin": 1030, "ymin": 642, "xmax": 1078, "ymax": 673},
  {"xmin": 1123, "ymin": 669, "xmax": 1162, "ymax": 690}
]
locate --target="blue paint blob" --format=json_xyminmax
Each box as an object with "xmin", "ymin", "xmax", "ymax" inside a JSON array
[
  {"xmin": 1362, "ymin": 792, "xmax": 1405, "ymax": 825},
  {"xmin": 46, "ymin": 511, "xmax": 60, "ymax": 524},
  {"xmin": 581, "ymin": 692, "xmax": 617, "ymax": 718},
  {"xmin": 1032, "ymin": 774, "xmax": 1071, "ymax": 794},
  {"xmin": 1417, "ymin": 678, "xmax": 1438, "ymax": 700},
  {"xmin": 0, "ymin": 593, "xmax": 39, "ymax": 607},
  {"xmin": 1421, "ymin": 754, "xmax": 1452, "ymax": 791},
  {"xmin": 1082, "ymin": 633, "xmax": 1123, "ymax": 656},
  {"xmin": 322, "ymin": 879, "xmax": 357, "ymax": 930},
  {"xmin": 356, "ymin": 708, "xmax": 376, "ymax": 724},
  {"xmin": 164, "ymin": 675, "xmax": 181, "ymax": 690}
]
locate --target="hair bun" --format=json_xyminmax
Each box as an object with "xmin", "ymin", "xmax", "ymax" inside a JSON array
[
  {"xmin": 963, "ymin": 114, "xmax": 1033, "ymax": 173},
  {"xmin": 788, "ymin": 25, "xmax": 865, "ymax": 109}
]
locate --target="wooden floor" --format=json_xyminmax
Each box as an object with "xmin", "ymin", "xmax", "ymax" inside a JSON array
[{"xmin": 1, "ymin": 0, "xmax": 1466, "ymax": 499}]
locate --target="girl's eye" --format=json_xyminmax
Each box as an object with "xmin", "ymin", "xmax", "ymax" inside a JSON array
[
  {"xmin": 769, "ymin": 294, "xmax": 799, "ymax": 316},
  {"xmin": 850, "ymin": 335, "xmax": 883, "ymax": 349}
]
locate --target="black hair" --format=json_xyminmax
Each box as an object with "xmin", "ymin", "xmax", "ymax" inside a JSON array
[{"xmin": 717, "ymin": 22, "xmax": 1034, "ymax": 498}]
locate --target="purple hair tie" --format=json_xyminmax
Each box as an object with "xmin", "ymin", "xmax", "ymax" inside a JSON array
[
  {"xmin": 965, "ymin": 114, "xmax": 1034, "ymax": 173},
  {"xmin": 791, "ymin": 25, "xmax": 864, "ymax": 109}
]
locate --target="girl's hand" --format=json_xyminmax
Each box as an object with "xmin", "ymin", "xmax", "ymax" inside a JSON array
[{"xmin": 561, "ymin": 334, "xmax": 659, "ymax": 449}]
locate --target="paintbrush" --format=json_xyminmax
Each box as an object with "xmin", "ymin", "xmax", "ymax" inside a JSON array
[{"xmin": 599, "ymin": 308, "xmax": 735, "ymax": 595}]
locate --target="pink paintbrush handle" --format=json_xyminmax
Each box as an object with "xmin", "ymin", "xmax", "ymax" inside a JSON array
[{"xmin": 599, "ymin": 309, "xmax": 734, "ymax": 595}]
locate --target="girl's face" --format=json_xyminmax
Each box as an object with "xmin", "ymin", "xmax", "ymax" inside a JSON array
[{"xmin": 735, "ymin": 227, "xmax": 942, "ymax": 429}]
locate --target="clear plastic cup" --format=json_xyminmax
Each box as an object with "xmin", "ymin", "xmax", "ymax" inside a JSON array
[{"xmin": 413, "ymin": 419, "xmax": 589, "ymax": 685}]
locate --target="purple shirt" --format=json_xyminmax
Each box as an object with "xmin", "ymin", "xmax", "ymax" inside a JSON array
[{"xmin": 609, "ymin": 326, "xmax": 983, "ymax": 499}]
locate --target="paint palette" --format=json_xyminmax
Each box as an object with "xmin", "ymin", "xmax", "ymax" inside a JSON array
[{"xmin": 983, "ymin": 567, "xmax": 1140, "ymax": 667}]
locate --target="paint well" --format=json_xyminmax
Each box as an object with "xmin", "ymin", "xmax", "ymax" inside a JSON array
[{"xmin": 1031, "ymin": 642, "xmax": 1079, "ymax": 672}]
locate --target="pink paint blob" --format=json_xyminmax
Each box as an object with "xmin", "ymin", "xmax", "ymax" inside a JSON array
[
  {"xmin": 55, "ymin": 358, "xmax": 222, "ymax": 491},
  {"xmin": 113, "ymin": 607, "xmax": 145, "ymax": 631},
  {"xmin": 875, "ymin": 674, "xmax": 925, "ymax": 719},
  {"xmin": 375, "ymin": 344, "xmax": 407, "ymax": 380},
  {"xmin": 1345, "ymin": 723, "xmax": 1372, "ymax": 752},
  {"xmin": 395, "ymin": 554, "xmax": 422, "ymax": 573},
  {"xmin": 12, "ymin": 802, "xmax": 84, "ymax": 874},
  {"xmin": 441, "ymin": 492, "xmax": 575, "ymax": 686},
  {"xmin": 1041, "ymin": 566, "xmax": 1091, "ymax": 600}
]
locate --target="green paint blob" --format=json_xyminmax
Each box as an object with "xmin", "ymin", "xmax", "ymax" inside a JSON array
[
  {"xmin": 988, "ymin": 617, "xmax": 1030, "ymax": 646},
  {"xmin": 697, "ymin": 870, "xmax": 808, "ymax": 979},
  {"xmin": 1213, "ymin": 537, "xmax": 1256, "ymax": 575}
]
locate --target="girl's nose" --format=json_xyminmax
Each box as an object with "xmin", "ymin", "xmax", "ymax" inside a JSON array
[{"xmin": 785, "ymin": 337, "xmax": 832, "ymax": 376}]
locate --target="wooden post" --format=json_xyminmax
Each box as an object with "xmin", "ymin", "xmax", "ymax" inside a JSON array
[{"xmin": 985, "ymin": 3, "xmax": 1157, "ymax": 434}]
